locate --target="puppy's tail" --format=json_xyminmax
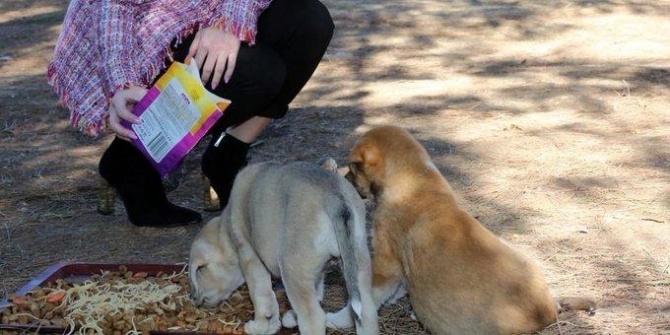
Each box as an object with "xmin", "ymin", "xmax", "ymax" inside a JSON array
[
  {"xmin": 332, "ymin": 202, "xmax": 364, "ymax": 323},
  {"xmin": 556, "ymin": 296, "xmax": 597, "ymax": 316}
]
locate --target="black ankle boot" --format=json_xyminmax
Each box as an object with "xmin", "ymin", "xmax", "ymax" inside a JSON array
[
  {"xmin": 99, "ymin": 138, "xmax": 202, "ymax": 227},
  {"xmin": 201, "ymin": 132, "xmax": 250, "ymax": 210}
]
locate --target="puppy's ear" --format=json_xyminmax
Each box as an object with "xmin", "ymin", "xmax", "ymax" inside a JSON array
[
  {"xmin": 319, "ymin": 157, "xmax": 338, "ymax": 172},
  {"xmin": 353, "ymin": 142, "xmax": 384, "ymax": 178}
]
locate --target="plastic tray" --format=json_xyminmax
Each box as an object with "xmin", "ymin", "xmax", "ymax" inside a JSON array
[
  {"xmin": 0, "ymin": 262, "xmax": 296, "ymax": 334},
  {"xmin": 0, "ymin": 262, "xmax": 188, "ymax": 334}
]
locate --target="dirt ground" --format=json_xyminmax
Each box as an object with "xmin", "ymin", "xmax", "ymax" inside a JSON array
[{"xmin": 1, "ymin": 0, "xmax": 669, "ymax": 334}]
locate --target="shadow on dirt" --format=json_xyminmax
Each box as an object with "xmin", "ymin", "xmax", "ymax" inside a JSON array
[
  {"xmin": 0, "ymin": 3, "xmax": 66, "ymax": 68},
  {"xmin": 1, "ymin": 2, "xmax": 669, "ymax": 333}
]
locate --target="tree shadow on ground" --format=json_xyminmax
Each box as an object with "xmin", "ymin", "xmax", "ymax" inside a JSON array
[{"xmin": 1, "ymin": 1, "xmax": 669, "ymax": 333}]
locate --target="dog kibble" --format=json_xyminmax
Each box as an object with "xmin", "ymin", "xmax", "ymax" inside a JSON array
[{"xmin": 2, "ymin": 265, "xmax": 290, "ymax": 334}]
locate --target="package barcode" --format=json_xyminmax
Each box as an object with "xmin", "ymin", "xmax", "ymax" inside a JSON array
[{"xmin": 147, "ymin": 134, "xmax": 170, "ymax": 161}]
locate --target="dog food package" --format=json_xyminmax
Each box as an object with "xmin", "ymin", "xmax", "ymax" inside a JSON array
[{"xmin": 122, "ymin": 60, "xmax": 230, "ymax": 176}]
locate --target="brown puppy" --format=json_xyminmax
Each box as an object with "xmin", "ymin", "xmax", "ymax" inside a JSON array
[{"xmin": 345, "ymin": 125, "xmax": 595, "ymax": 335}]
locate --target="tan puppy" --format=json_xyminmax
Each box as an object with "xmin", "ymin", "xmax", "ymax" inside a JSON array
[{"xmin": 343, "ymin": 125, "xmax": 595, "ymax": 335}]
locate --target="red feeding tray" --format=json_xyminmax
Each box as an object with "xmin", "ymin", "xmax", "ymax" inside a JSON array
[
  {"xmin": 0, "ymin": 262, "xmax": 295, "ymax": 335},
  {"xmin": 0, "ymin": 262, "xmax": 189, "ymax": 334}
]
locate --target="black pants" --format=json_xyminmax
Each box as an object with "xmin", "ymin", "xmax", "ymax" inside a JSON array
[
  {"xmin": 100, "ymin": 0, "xmax": 334, "ymax": 217},
  {"xmin": 170, "ymin": 0, "xmax": 334, "ymax": 135}
]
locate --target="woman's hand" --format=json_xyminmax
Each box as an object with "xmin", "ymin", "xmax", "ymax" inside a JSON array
[
  {"xmin": 188, "ymin": 27, "xmax": 241, "ymax": 89},
  {"xmin": 107, "ymin": 85, "xmax": 148, "ymax": 141}
]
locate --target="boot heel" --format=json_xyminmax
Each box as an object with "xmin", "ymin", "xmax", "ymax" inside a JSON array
[
  {"xmin": 97, "ymin": 178, "xmax": 115, "ymax": 215},
  {"xmin": 203, "ymin": 175, "xmax": 221, "ymax": 212}
]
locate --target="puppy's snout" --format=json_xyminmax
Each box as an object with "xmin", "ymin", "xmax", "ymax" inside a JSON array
[
  {"xmin": 344, "ymin": 170, "xmax": 355, "ymax": 184},
  {"xmin": 188, "ymin": 279, "xmax": 203, "ymax": 307},
  {"xmin": 345, "ymin": 170, "xmax": 368, "ymax": 199},
  {"xmin": 190, "ymin": 292, "xmax": 204, "ymax": 307}
]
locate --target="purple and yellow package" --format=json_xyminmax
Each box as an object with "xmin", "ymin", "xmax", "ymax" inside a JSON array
[{"xmin": 121, "ymin": 61, "xmax": 230, "ymax": 176}]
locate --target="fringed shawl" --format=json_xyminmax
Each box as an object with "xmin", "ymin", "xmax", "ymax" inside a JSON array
[{"xmin": 47, "ymin": 0, "xmax": 272, "ymax": 137}]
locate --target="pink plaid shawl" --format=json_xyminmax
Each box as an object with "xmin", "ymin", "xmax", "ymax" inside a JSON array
[{"xmin": 47, "ymin": 0, "xmax": 272, "ymax": 137}]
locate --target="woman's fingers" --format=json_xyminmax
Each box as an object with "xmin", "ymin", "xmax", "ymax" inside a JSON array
[
  {"xmin": 114, "ymin": 86, "xmax": 147, "ymax": 122},
  {"xmin": 193, "ymin": 47, "xmax": 208, "ymax": 75},
  {"xmin": 224, "ymin": 51, "xmax": 237, "ymax": 85},
  {"xmin": 188, "ymin": 31, "xmax": 202, "ymax": 63},
  {"xmin": 108, "ymin": 105, "xmax": 135, "ymax": 141},
  {"xmin": 108, "ymin": 86, "xmax": 148, "ymax": 140},
  {"xmin": 124, "ymin": 86, "xmax": 148, "ymax": 104},
  {"xmin": 188, "ymin": 28, "xmax": 241, "ymax": 89},
  {"xmin": 201, "ymin": 51, "xmax": 220, "ymax": 86},
  {"xmin": 211, "ymin": 53, "xmax": 228, "ymax": 89}
]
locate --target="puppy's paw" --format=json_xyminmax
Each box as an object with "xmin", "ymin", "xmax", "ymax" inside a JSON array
[
  {"xmin": 281, "ymin": 309, "xmax": 298, "ymax": 328},
  {"xmin": 244, "ymin": 316, "xmax": 281, "ymax": 335},
  {"xmin": 326, "ymin": 307, "xmax": 355, "ymax": 329}
]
